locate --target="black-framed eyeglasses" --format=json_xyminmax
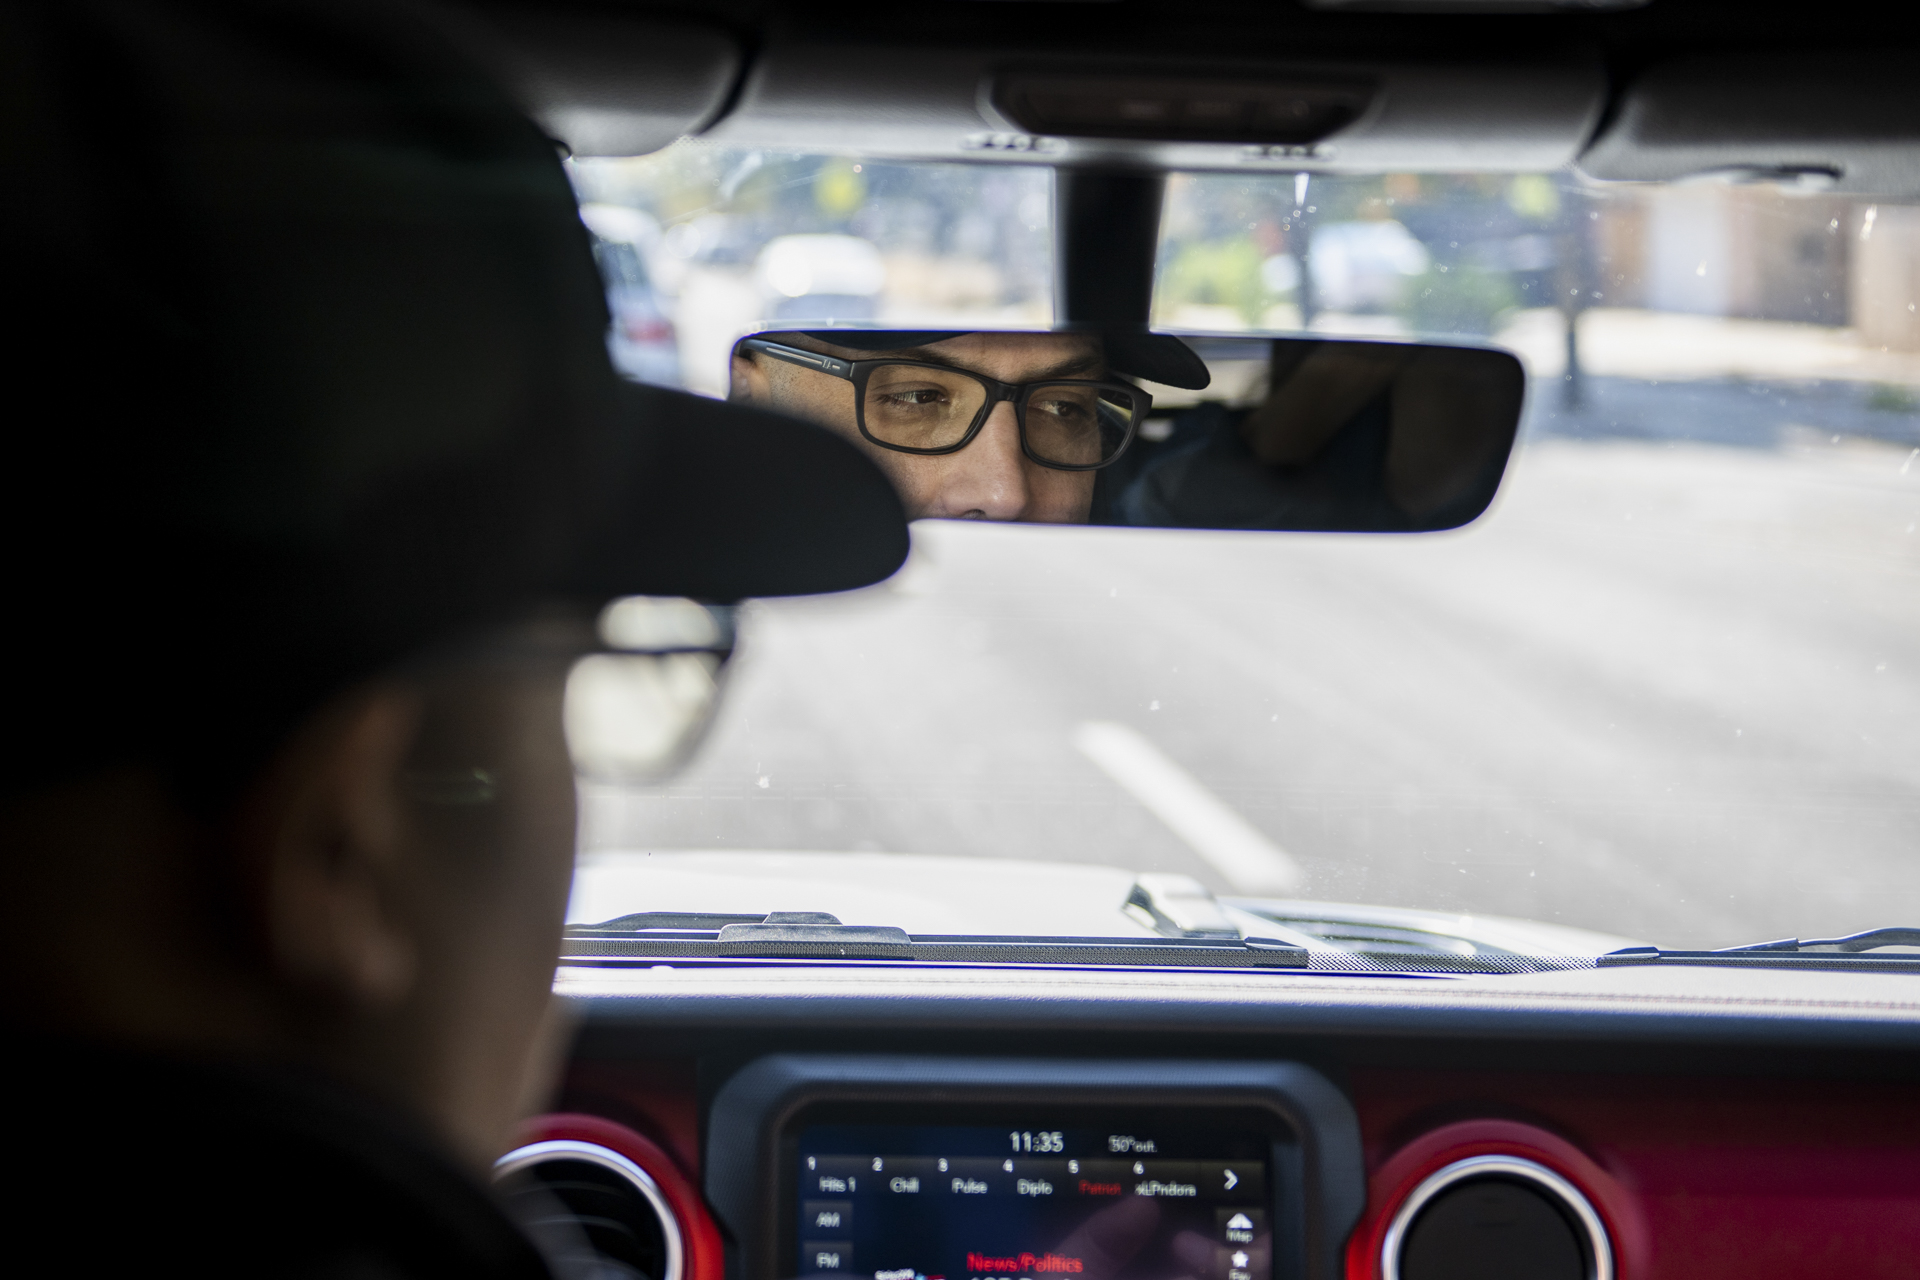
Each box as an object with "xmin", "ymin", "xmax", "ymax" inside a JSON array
[
  {"xmin": 740, "ymin": 337, "xmax": 1152, "ymax": 471},
  {"xmin": 391, "ymin": 599, "xmax": 737, "ymax": 791}
]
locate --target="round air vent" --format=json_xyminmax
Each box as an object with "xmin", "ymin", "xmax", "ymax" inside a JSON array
[
  {"xmin": 496, "ymin": 1139, "xmax": 685, "ymax": 1280},
  {"xmin": 1381, "ymin": 1156, "xmax": 1612, "ymax": 1280}
]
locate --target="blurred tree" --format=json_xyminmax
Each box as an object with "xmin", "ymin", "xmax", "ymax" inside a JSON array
[
  {"xmin": 1506, "ymin": 174, "xmax": 1561, "ymax": 222},
  {"xmin": 1406, "ymin": 262, "xmax": 1517, "ymax": 336},
  {"xmin": 814, "ymin": 160, "xmax": 867, "ymax": 219},
  {"xmin": 1554, "ymin": 176, "xmax": 1597, "ymax": 408},
  {"xmin": 1159, "ymin": 236, "xmax": 1271, "ymax": 327}
]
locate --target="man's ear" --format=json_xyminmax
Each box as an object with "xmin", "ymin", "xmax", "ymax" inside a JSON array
[
  {"xmin": 238, "ymin": 686, "xmax": 424, "ymax": 1014},
  {"xmin": 729, "ymin": 348, "xmax": 772, "ymax": 404}
]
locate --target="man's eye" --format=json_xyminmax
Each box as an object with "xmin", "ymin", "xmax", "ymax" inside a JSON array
[
  {"xmin": 1033, "ymin": 398, "xmax": 1094, "ymax": 422},
  {"xmin": 879, "ymin": 389, "xmax": 949, "ymax": 408}
]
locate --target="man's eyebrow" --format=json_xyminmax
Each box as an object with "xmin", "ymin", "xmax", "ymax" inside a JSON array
[{"xmin": 832, "ymin": 344, "xmax": 1108, "ymax": 381}]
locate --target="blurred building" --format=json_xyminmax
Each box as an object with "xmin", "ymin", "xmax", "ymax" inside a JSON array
[
  {"xmin": 1854, "ymin": 205, "xmax": 1920, "ymax": 352},
  {"xmin": 1596, "ymin": 185, "xmax": 1855, "ymax": 326},
  {"xmin": 1587, "ymin": 182, "xmax": 1920, "ymax": 352}
]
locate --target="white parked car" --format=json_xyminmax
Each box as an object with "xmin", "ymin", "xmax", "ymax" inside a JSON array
[
  {"xmin": 1308, "ymin": 219, "xmax": 1431, "ymax": 313},
  {"xmin": 754, "ymin": 233, "xmax": 887, "ymax": 323},
  {"xmin": 582, "ymin": 203, "xmax": 680, "ymax": 385}
]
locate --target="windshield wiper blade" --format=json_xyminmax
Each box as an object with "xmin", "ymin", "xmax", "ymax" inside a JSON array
[
  {"xmin": 1600, "ymin": 926, "xmax": 1920, "ymax": 971},
  {"xmin": 584, "ymin": 910, "xmax": 769, "ymax": 931},
  {"xmin": 563, "ymin": 910, "xmax": 1310, "ymax": 969},
  {"xmin": 1714, "ymin": 927, "xmax": 1920, "ymax": 954}
]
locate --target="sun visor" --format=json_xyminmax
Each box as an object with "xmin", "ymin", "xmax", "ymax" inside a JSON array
[
  {"xmin": 479, "ymin": 11, "xmax": 743, "ymax": 157},
  {"xmin": 1578, "ymin": 54, "xmax": 1920, "ymax": 197}
]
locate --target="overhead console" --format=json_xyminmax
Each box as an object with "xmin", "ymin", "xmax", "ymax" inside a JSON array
[
  {"xmin": 704, "ymin": 1058, "xmax": 1365, "ymax": 1280},
  {"xmin": 989, "ymin": 71, "xmax": 1374, "ymax": 149},
  {"xmin": 700, "ymin": 44, "xmax": 1604, "ymax": 174}
]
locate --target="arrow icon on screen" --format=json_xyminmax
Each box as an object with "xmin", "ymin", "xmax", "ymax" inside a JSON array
[{"xmin": 1223, "ymin": 1169, "xmax": 1239, "ymax": 1191}]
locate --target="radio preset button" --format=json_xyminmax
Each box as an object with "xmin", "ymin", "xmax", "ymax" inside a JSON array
[
  {"xmin": 1130, "ymin": 1160, "xmax": 1200, "ymax": 1197},
  {"xmin": 804, "ymin": 1155, "xmax": 869, "ymax": 1196},
  {"xmin": 876, "ymin": 1157, "xmax": 938, "ymax": 1192}
]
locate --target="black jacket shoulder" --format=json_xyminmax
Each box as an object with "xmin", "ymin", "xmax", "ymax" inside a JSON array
[{"xmin": 6, "ymin": 1031, "xmax": 551, "ymax": 1280}]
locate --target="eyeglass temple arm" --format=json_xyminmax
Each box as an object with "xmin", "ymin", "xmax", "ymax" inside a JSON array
[{"xmin": 738, "ymin": 337, "xmax": 856, "ymax": 380}]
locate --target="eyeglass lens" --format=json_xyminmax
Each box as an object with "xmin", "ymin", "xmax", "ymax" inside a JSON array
[
  {"xmin": 861, "ymin": 364, "xmax": 991, "ymax": 451},
  {"xmin": 565, "ymin": 651, "xmax": 723, "ymax": 782},
  {"xmin": 860, "ymin": 363, "xmax": 1137, "ymax": 466},
  {"xmin": 1023, "ymin": 382, "xmax": 1137, "ymax": 467},
  {"xmin": 563, "ymin": 596, "xmax": 734, "ymax": 783}
]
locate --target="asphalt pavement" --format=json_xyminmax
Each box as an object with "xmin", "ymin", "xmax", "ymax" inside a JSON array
[{"xmin": 581, "ymin": 379, "xmax": 1920, "ymax": 950}]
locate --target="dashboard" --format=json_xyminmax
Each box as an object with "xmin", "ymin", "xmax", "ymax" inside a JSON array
[{"xmin": 493, "ymin": 962, "xmax": 1920, "ymax": 1280}]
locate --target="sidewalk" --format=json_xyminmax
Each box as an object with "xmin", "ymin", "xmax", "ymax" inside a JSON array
[
  {"xmin": 1495, "ymin": 307, "xmax": 1920, "ymax": 387},
  {"xmin": 1522, "ymin": 374, "xmax": 1920, "ymax": 450}
]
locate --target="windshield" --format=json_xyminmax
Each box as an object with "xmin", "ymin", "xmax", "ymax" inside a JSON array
[{"xmin": 566, "ymin": 144, "xmax": 1920, "ymax": 953}]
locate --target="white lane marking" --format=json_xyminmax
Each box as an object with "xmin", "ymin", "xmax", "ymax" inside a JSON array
[{"xmin": 1072, "ymin": 721, "xmax": 1303, "ymax": 893}]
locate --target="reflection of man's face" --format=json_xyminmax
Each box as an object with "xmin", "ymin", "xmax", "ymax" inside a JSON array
[{"xmin": 730, "ymin": 332, "xmax": 1105, "ymax": 523}]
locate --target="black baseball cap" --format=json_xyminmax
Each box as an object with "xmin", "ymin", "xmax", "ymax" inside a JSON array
[
  {"xmin": 1, "ymin": 0, "xmax": 907, "ymax": 798},
  {"xmin": 799, "ymin": 330, "xmax": 1213, "ymax": 391}
]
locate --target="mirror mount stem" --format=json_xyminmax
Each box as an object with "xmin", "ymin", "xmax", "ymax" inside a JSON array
[{"xmin": 1053, "ymin": 167, "xmax": 1165, "ymax": 328}]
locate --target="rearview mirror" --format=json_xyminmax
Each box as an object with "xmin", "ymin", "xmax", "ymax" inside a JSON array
[{"xmin": 727, "ymin": 329, "xmax": 1524, "ymax": 533}]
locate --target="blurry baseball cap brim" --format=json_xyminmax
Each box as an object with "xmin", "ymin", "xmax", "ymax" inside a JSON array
[{"xmin": 599, "ymin": 380, "xmax": 909, "ymax": 601}]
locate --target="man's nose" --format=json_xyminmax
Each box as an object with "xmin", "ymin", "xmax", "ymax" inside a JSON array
[{"xmin": 926, "ymin": 400, "xmax": 1033, "ymax": 521}]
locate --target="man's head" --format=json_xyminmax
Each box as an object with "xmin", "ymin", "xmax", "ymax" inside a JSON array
[
  {"xmin": 0, "ymin": 624, "xmax": 587, "ymax": 1166},
  {"xmin": 0, "ymin": 0, "xmax": 903, "ymax": 1169},
  {"xmin": 729, "ymin": 330, "xmax": 1211, "ymax": 523}
]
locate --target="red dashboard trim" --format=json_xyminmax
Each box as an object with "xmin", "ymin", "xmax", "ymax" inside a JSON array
[
  {"xmin": 549, "ymin": 1058, "xmax": 1920, "ymax": 1280},
  {"xmin": 517, "ymin": 1111, "xmax": 726, "ymax": 1280},
  {"xmin": 1343, "ymin": 1118, "xmax": 1650, "ymax": 1279},
  {"xmin": 1348, "ymin": 1069, "xmax": 1920, "ymax": 1280}
]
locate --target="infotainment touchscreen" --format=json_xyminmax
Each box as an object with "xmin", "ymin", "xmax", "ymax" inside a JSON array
[{"xmin": 790, "ymin": 1122, "xmax": 1273, "ymax": 1280}]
